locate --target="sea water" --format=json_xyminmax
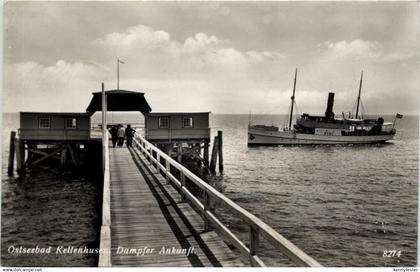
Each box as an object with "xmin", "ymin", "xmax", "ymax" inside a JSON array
[{"xmin": 1, "ymin": 113, "xmax": 417, "ymax": 266}]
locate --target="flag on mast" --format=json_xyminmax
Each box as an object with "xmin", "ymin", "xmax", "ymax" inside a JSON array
[
  {"xmin": 118, "ymin": 58, "xmax": 125, "ymax": 64},
  {"xmin": 396, "ymin": 113, "xmax": 403, "ymax": 119}
]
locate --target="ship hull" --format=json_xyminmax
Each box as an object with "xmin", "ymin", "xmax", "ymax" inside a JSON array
[{"xmin": 248, "ymin": 127, "xmax": 395, "ymax": 145}]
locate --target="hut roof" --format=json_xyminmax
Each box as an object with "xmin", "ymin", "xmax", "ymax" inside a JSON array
[
  {"xmin": 21, "ymin": 112, "xmax": 90, "ymax": 117},
  {"xmin": 86, "ymin": 89, "xmax": 152, "ymax": 114},
  {"xmin": 146, "ymin": 112, "xmax": 210, "ymax": 116}
]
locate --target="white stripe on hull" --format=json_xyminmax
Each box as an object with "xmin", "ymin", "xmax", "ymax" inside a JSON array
[{"xmin": 248, "ymin": 128, "xmax": 395, "ymax": 145}]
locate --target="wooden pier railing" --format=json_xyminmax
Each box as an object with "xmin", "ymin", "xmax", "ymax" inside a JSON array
[
  {"xmin": 98, "ymin": 84, "xmax": 111, "ymax": 267},
  {"xmin": 91, "ymin": 122, "xmax": 144, "ymax": 130},
  {"xmin": 132, "ymin": 133, "xmax": 321, "ymax": 267},
  {"xmin": 98, "ymin": 132, "xmax": 111, "ymax": 266}
]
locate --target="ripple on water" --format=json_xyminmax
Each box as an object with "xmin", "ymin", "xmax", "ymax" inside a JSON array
[
  {"xmin": 1, "ymin": 170, "xmax": 101, "ymax": 267},
  {"xmin": 210, "ymin": 114, "xmax": 418, "ymax": 267}
]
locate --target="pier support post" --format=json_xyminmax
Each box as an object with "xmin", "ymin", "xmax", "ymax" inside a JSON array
[
  {"xmin": 163, "ymin": 144, "xmax": 172, "ymax": 156},
  {"xmin": 165, "ymin": 159, "xmax": 170, "ymax": 184},
  {"xmin": 8, "ymin": 131, "xmax": 16, "ymax": 176},
  {"xmin": 203, "ymin": 140, "xmax": 209, "ymax": 168},
  {"xmin": 177, "ymin": 143, "xmax": 182, "ymax": 163},
  {"xmin": 218, "ymin": 130, "xmax": 223, "ymax": 173},
  {"xmin": 142, "ymin": 142, "xmax": 146, "ymax": 156},
  {"xmin": 26, "ymin": 143, "xmax": 36, "ymax": 169},
  {"xmin": 61, "ymin": 147, "xmax": 67, "ymax": 165},
  {"xmin": 14, "ymin": 138, "xmax": 25, "ymax": 175},
  {"xmin": 68, "ymin": 144, "xmax": 77, "ymax": 166},
  {"xmin": 29, "ymin": 145, "xmax": 66, "ymax": 168},
  {"xmin": 249, "ymin": 225, "xmax": 259, "ymax": 257},
  {"xmin": 209, "ymin": 136, "xmax": 218, "ymax": 173},
  {"xmin": 149, "ymin": 149, "xmax": 154, "ymax": 166},
  {"xmin": 156, "ymin": 154, "xmax": 160, "ymax": 174},
  {"xmin": 180, "ymin": 171, "xmax": 186, "ymax": 201}
]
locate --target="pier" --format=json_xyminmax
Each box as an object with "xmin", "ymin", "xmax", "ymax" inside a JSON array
[
  {"xmin": 10, "ymin": 86, "xmax": 322, "ymax": 267},
  {"xmin": 106, "ymin": 139, "xmax": 243, "ymax": 266},
  {"xmin": 96, "ymin": 124, "xmax": 322, "ymax": 267}
]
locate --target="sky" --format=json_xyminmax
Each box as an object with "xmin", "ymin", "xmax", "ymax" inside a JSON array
[{"xmin": 3, "ymin": 1, "xmax": 419, "ymax": 115}]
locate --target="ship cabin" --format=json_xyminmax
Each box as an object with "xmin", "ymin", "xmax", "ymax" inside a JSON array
[
  {"xmin": 145, "ymin": 112, "xmax": 210, "ymax": 143},
  {"xmin": 294, "ymin": 92, "xmax": 393, "ymax": 137},
  {"xmin": 19, "ymin": 112, "xmax": 91, "ymax": 141}
]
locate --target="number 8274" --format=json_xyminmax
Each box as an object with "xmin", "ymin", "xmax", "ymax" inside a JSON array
[{"xmin": 383, "ymin": 250, "xmax": 402, "ymax": 258}]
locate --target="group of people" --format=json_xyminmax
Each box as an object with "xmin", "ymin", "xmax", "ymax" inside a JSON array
[{"xmin": 108, "ymin": 124, "xmax": 136, "ymax": 148}]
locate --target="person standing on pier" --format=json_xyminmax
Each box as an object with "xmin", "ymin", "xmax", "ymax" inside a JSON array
[
  {"xmin": 117, "ymin": 125, "xmax": 125, "ymax": 147},
  {"xmin": 125, "ymin": 124, "xmax": 136, "ymax": 147},
  {"xmin": 109, "ymin": 125, "xmax": 118, "ymax": 148}
]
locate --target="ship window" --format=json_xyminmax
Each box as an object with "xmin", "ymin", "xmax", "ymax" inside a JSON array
[
  {"xmin": 65, "ymin": 118, "xmax": 77, "ymax": 129},
  {"xmin": 158, "ymin": 117, "xmax": 170, "ymax": 128},
  {"xmin": 182, "ymin": 117, "xmax": 193, "ymax": 128},
  {"xmin": 38, "ymin": 117, "xmax": 51, "ymax": 129}
]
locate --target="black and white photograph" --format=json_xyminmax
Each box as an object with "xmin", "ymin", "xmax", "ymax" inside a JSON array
[{"xmin": 1, "ymin": 1, "xmax": 419, "ymax": 269}]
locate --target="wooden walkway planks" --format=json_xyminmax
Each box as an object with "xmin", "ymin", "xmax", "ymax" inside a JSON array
[{"xmin": 109, "ymin": 146, "xmax": 244, "ymax": 267}]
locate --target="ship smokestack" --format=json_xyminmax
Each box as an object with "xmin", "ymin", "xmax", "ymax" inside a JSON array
[{"xmin": 325, "ymin": 92, "xmax": 335, "ymax": 120}]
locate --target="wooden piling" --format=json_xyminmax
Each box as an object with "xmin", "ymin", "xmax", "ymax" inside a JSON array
[
  {"xmin": 177, "ymin": 143, "xmax": 182, "ymax": 163},
  {"xmin": 249, "ymin": 225, "xmax": 260, "ymax": 256},
  {"xmin": 8, "ymin": 131, "xmax": 16, "ymax": 176},
  {"xmin": 210, "ymin": 136, "xmax": 218, "ymax": 172},
  {"xmin": 14, "ymin": 138, "xmax": 23, "ymax": 175},
  {"xmin": 203, "ymin": 140, "xmax": 209, "ymax": 168},
  {"xmin": 68, "ymin": 144, "xmax": 77, "ymax": 166},
  {"xmin": 26, "ymin": 143, "xmax": 35, "ymax": 168},
  {"xmin": 20, "ymin": 142, "xmax": 25, "ymax": 170},
  {"xmin": 165, "ymin": 159, "xmax": 170, "ymax": 183},
  {"xmin": 30, "ymin": 145, "xmax": 66, "ymax": 167},
  {"xmin": 218, "ymin": 130, "xmax": 223, "ymax": 173},
  {"xmin": 156, "ymin": 154, "xmax": 161, "ymax": 174},
  {"xmin": 180, "ymin": 171, "xmax": 186, "ymax": 201},
  {"xmin": 163, "ymin": 144, "xmax": 172, "ymax": 155},
  {"xmin": 61, "ymin": 147, "xmax": 67, "ymax": 165}
]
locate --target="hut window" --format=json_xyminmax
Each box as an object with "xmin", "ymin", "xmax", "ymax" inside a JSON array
[
  {"xmin": 65, "ymin": 118, "xmax": 77, "ymax": 129},
  {"xmin": 182, "ymin": 117, "xmax": 193, "ymax": 128},
  {"xmin": 38, "ymin": 117, "xmax": 51, "ymax": 129},
  {"xmin": 158, "ymin": 117, "xmax": 170, "ymax": 128}
]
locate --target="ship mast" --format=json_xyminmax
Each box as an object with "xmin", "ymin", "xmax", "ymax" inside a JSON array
[
  {"xmin": 289, "ymin": 68, "xmax": 297, "ymax": 130},
  {"xmin": 355, "ymin": 70, "xmax": 363, "ymax": 119}
]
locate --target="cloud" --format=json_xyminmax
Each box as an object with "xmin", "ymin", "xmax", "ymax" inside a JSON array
[
  {"xmin": 380, "ymin": 52, "xmax": 417, "ymax": 62},
  {"xmin": 4, "ymin": 23, "xmax": 288, "ymax": 113},
  {"xmin": 320, "ymin": 39, "xmax": 416, "ymax": 63},
  {"xmin": 90, "ymin": 24, "xmax": 283, "ymax": 74},
  {"xmin": 183, "ymin": 32, "xmax": 220, "ymax": 53},
  {"xmin": 246, "ymin": 51, "xmax": 284, "ymax": 62},
  {"xmin": 92, "ymin": 24, "xmax": 172, "ymax": 53},
  {"xmin": 320, "ymin": 40, "xmax": 381, "ymax": 61},
  {"xmin": 4, "ymin": 60, "xmax": 110, "ymax": 112},
  {"xmin": 4, "ymin": 22, "xmax": 417, "ymax": 115}
]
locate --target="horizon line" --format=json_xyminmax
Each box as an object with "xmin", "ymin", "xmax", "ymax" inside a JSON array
[{"xmin": 2, "ymin": 111, "xmax": 419, "ymax": 116}]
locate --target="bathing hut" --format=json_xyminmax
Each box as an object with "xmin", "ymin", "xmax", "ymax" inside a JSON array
[
  {"xmin": 144, "ymin": 112, "xmax": 211, "ymax": 165},
  {"xmin": 14, "ymin": 112, "xmax": 92, "ymax": 173},
  {"xmin": 19, "ymin": 112, "xmax": 91, "ymax": 141}
]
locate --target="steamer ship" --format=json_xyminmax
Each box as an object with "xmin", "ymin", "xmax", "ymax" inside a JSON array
[{"xmin": 248, "ymin": 70, "xmax": 402, "ymax": 145}]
